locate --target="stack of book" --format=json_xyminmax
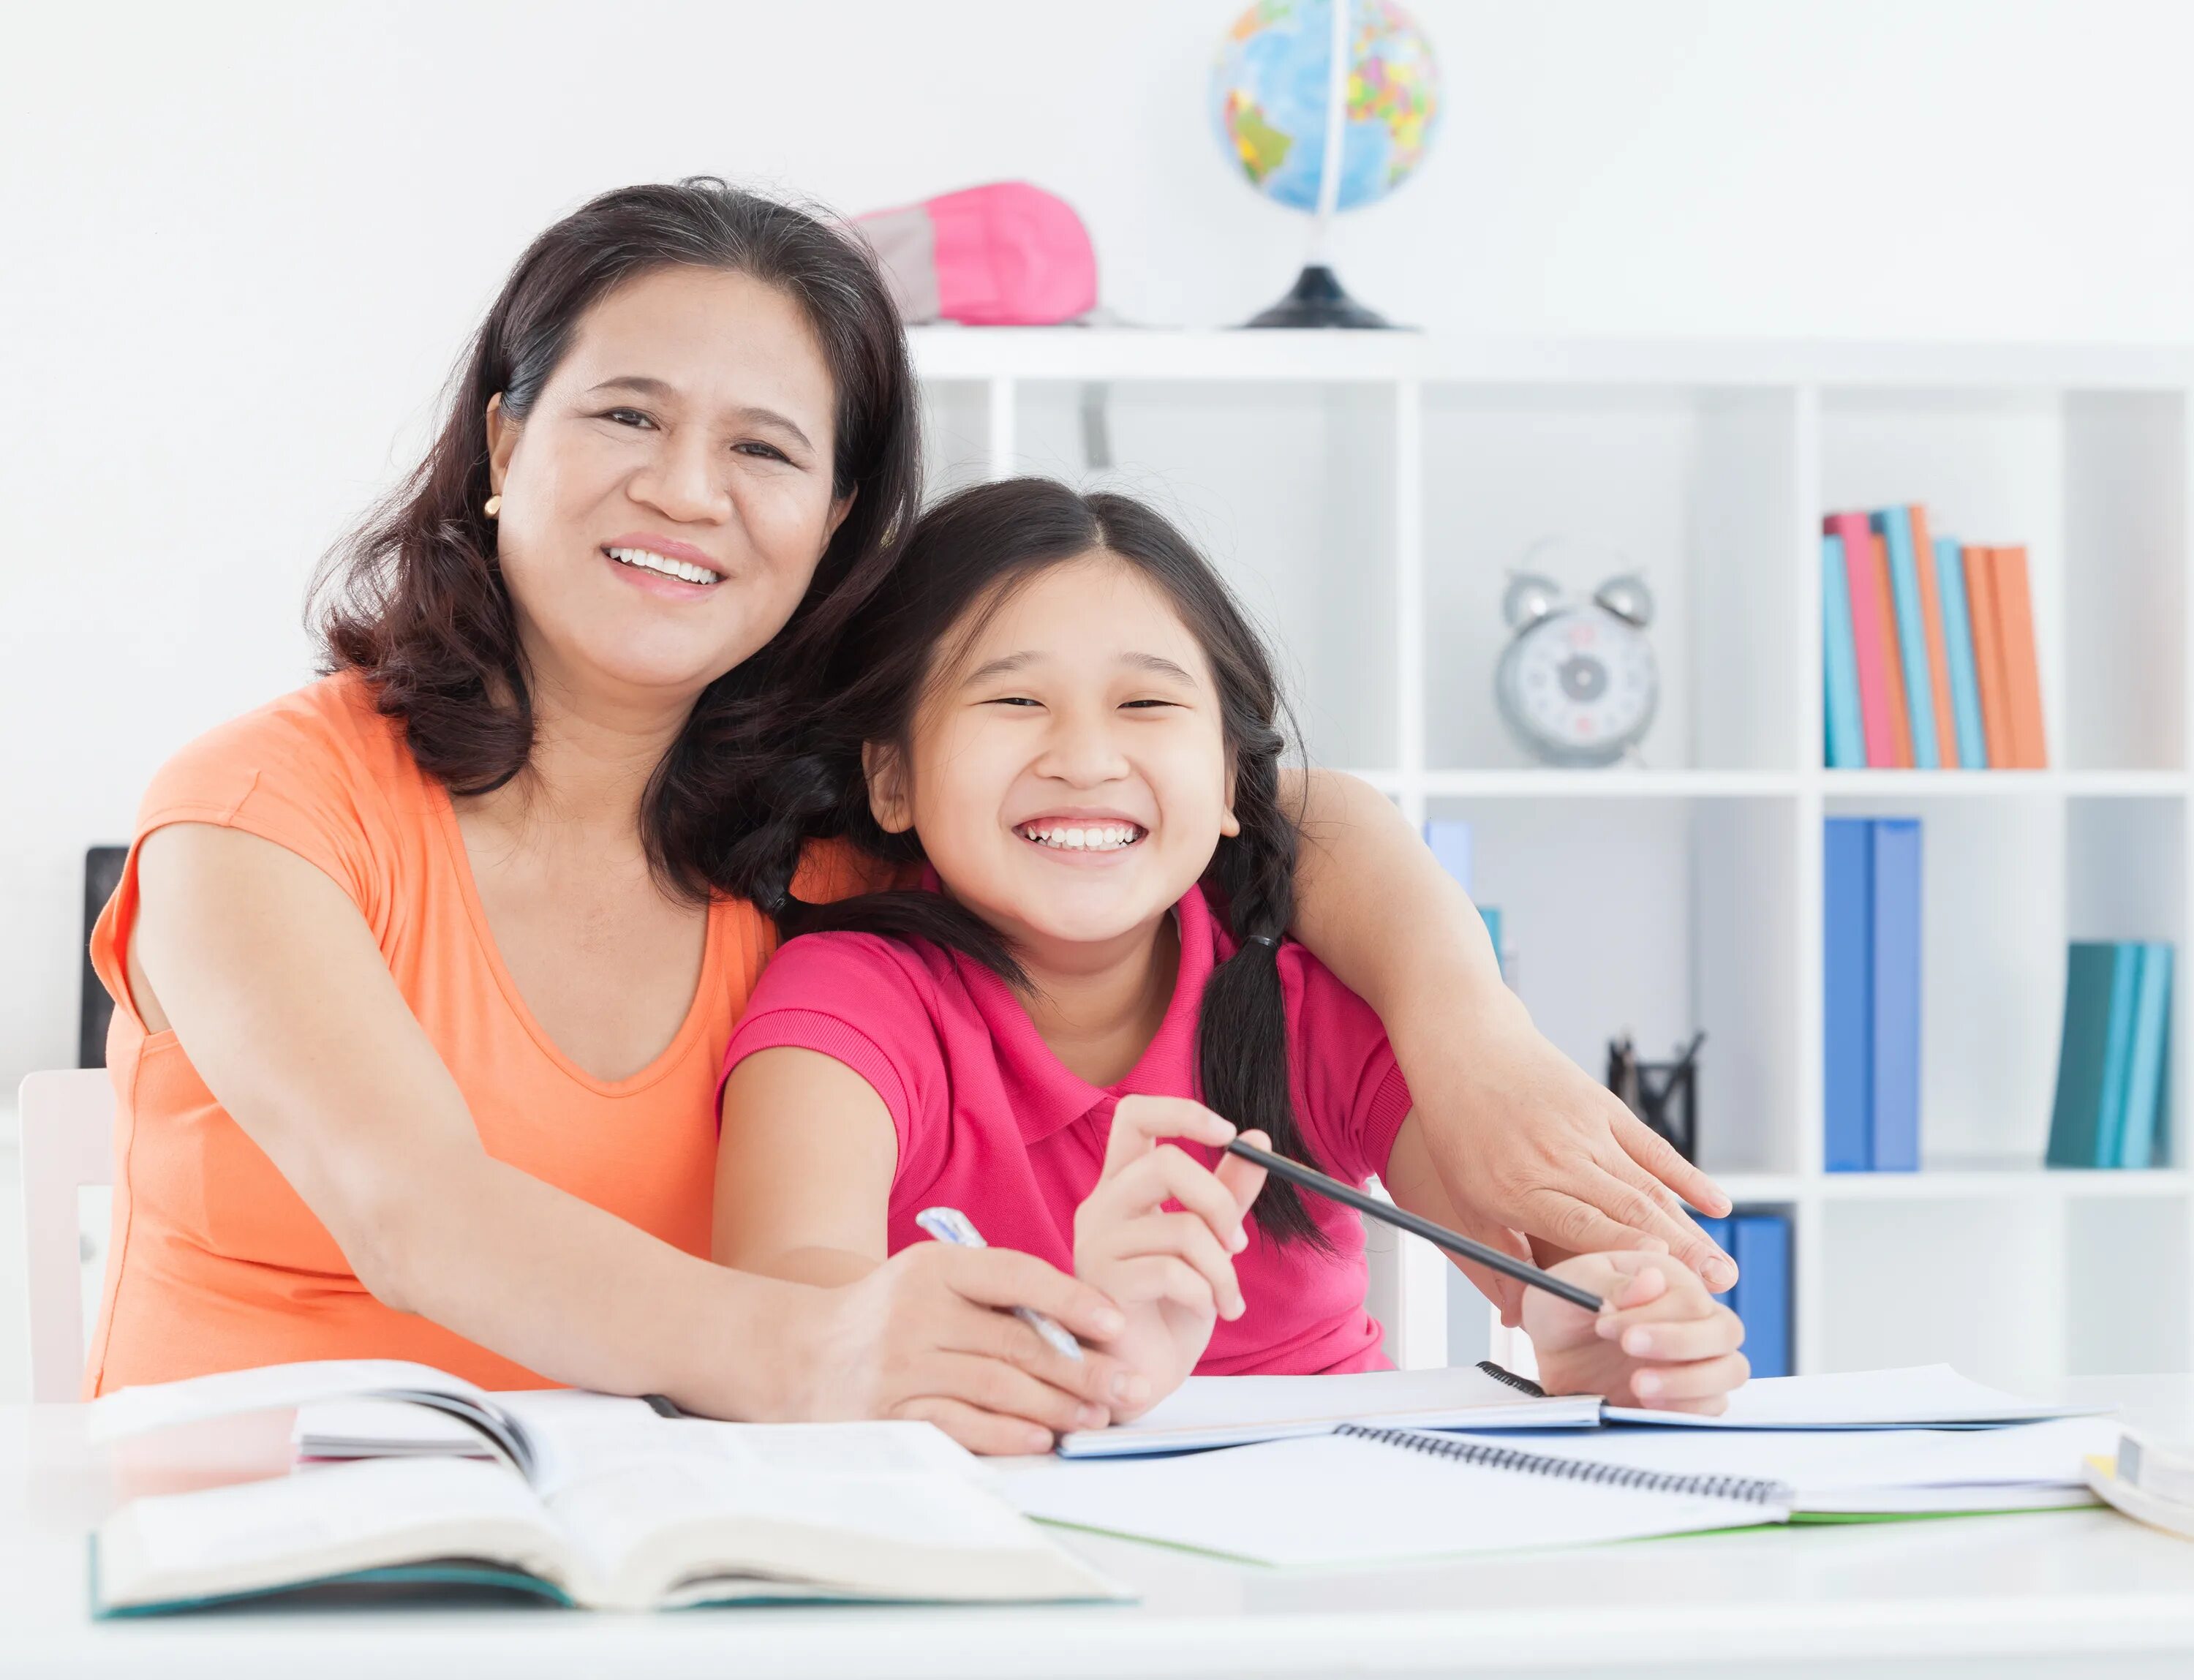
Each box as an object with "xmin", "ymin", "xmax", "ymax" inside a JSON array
[
  {"xmin": 1690, "ymin": 1211, "xmax": 1791, "ymax": 1379},
  {"xmin": 2046, "ymin": 941, "xmax": 2174, "ymax": 1169},
  {"xmin": 1824, "ymin": 818, "xmax": 1922, "ymax": 1172},
  {"xmin": 1821, "ymin": 505, "xmax": 2047, "ymax": 770}
]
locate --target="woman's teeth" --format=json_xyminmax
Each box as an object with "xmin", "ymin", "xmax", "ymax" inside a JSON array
[
  {"xmin": 607, "ymin": 546, "xmax": 720, "ymax": 586},
  {"xmin": 1018, "ymin": 822, "xmax": 1145, "ymax": 852}
]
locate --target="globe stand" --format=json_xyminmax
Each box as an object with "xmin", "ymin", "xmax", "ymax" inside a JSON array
[{"xmin": 1242, "ymin": 263, "xmax": 1395, "ymax": 330}]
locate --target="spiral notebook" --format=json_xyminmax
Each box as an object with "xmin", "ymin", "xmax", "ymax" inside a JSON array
[{"xmin": 995, "ymin": 1422, "xmax": 1792, "ymax": 1567}]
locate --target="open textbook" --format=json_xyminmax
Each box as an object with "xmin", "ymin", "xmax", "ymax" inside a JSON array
[{"xmin": 88, "ymin": 1363, "xmax": 1126, "ymax": 1616}]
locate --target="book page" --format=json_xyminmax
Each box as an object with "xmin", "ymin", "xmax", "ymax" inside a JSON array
[
  {"xmin": 296, "ymin": 1390, "xmax": 657, "ymax": 1459},
  {"xmin": 533, "ymin": 1423, "xmax": 1070, "ymax": 1605},
  {"xmin": 99, "ymin": 1458, "xmax": 572, "ymax": 1612},
  {"xmin": 91, "ymin": 1360, "xmax": 494, "ymax": 1444}
]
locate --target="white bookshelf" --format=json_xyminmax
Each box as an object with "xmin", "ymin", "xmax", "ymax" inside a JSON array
[{"xmin": 908, "ymin": 328, "xmax": 2194, "ymax": 1394}]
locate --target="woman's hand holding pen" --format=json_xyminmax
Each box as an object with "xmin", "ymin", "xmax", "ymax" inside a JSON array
[
  {"xmin": 1072, "ymin": 1096, "xmax": 1269, "ymax": 1418},
  {"xmin": 1523, "ymin": 1247, "xmax": 1749, "ymax": 1414},
  {"xmin": 780, "ymin": 1244, "xmax": 1150, "ymax": 1456}
]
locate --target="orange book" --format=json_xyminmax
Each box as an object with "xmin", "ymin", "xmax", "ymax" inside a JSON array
[
  {"xmin": 1907, "ymin": 506, "xmax": 1960, "ymax": 767},
  {"xmin": 1991, "ymin": 543, "xmax": 2049, "ymax": 768},
  {"xmin": 1965, "ymin": 546, "xmax": 2011, "ymax": 769},
  {"xmin": 1864, "ymin": 530, "xmax": 1915, "ymax": 766}
]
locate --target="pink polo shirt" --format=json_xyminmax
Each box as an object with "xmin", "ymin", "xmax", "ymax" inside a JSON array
[{"xmin": 722, "ymin": 883, "xmax": 1414, "ymax": 1375}]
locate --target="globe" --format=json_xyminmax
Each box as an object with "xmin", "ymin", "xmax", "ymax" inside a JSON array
[{"xmin": 1210, "ymin": 0, "xmax": 1442, "ymax": 328}]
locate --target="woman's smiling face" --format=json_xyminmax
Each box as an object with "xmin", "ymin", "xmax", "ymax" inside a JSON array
[
  {"xmin": 866, "ymin": 553, "xmax": 1241, "ymax": 964},
  {"xmin": 485, "ymin": 264, "xmax": 851, "ymax": 707}
]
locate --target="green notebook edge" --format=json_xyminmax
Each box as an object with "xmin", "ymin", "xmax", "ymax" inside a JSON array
[{"xmin": 88, "ymin": 1532, "xmax": 573, "ymax": 1619}]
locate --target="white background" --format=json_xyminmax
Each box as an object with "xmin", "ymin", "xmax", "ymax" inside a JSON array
[{"xmin": 5, "ymin": 0, "xmax": 2194, "ymax": 1087}]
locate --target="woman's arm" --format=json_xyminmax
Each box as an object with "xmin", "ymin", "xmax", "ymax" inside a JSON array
[
  {"xmin": 1279, "ymin": 769, "xmax": 1737, "ymax": 1316},
  {"xmin": 131, "ymin": 824, "xmax": 1135, "ymax": 1446}
]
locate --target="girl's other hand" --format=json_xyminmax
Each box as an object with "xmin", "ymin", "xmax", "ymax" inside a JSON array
[
  {"xmin": 1523, "ymin": 1248, "xmax": 1749, "ymax": 1415},
  {"xmin": 788, "ymin": 1242, "xmax": 1148, "ymax": 1455},
  {"xmin": 1071, "ymin": 1096, "xmax": 1268, "ymax": 1415}
]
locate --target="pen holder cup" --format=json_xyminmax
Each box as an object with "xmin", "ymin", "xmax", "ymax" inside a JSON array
[{"xmin": 1616, "ymin": 1058, "xmax": 1697, "ymax": 1165}]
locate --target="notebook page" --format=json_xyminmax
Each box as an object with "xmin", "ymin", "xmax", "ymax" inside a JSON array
[
  {"xmin": 997, "ymin": 1431, "xmax": 1784, "ymax": 1567},
  {"xmin": 1604, "ymin": 1366, "xmax": 2109, "ymax": 1429},
  {"xmin": 1057, "ymin": 1363, "xmax": 1597, "ymax": 1458},
  {"xmin": 1441, "ymin": 1415, "xmax": 2120, "ymax": 1509}
]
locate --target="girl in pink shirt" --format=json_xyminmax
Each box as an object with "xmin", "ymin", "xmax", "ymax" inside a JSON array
[{"xmin": 715, "ymin": 480, "xmax": 1746, "ymax": 1452}]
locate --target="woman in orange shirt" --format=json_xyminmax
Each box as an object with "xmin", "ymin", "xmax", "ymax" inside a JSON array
[{"xmin": 93, "ymin": 179, "xmax": 1734, "ymax": 1452}]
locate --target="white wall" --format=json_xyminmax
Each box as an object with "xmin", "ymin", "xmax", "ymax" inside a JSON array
[{"xmin": 6, "ymin": 0, "xmax": 2194, "ymax": 1086}]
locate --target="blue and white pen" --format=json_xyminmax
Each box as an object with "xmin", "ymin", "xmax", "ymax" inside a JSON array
[{"xmin": 914, "ymin": 1206, "xmax": 1084, "ymax": 1363}]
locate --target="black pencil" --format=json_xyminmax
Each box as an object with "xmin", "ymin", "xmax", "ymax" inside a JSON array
[{"xmin": 1224, "ymin": 1137, "xmax": 1608, "ymax": 1314}]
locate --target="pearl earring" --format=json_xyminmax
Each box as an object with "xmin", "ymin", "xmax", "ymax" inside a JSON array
[{"xmin": 483, "ymin": 494, "xmax": 502, "ymax": 518}]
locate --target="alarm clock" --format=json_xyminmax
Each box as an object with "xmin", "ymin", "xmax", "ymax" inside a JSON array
[{"xmin": 1492, "ymin": 551, "xmax": 1659, "ymax": 769}]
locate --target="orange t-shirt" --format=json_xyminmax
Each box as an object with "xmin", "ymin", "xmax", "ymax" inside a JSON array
[{"xmin": 86, "ymin": 672, "xmax": 878, "ymax": 1397}]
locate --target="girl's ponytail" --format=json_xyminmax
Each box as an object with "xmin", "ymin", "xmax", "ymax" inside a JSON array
[{"xmin": 1194, "ymin": 715, "xmax": 1330, "ymax": 1250}]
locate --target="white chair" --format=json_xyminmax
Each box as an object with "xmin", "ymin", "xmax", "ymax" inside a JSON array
[{"xmin": 18, "ymin": 1069, "xmax": 114, "ymax": 1403}]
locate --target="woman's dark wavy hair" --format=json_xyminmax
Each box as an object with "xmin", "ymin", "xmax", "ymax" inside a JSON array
[
  {"xmin": 312, "ymin": 178, "xmax": 919, "ymax": 900},
  {"xmin": 726, "ymin": 478, "xmax": 1329, "ymax": 1248}
]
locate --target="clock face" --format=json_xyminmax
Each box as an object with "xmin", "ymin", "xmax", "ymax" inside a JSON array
[{"xmin": 1495, "ymin": 608, "xmax": 1659, "ymax": 766}]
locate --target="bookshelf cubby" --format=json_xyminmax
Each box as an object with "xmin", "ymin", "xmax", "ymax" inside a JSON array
[{"xmin": 911, "ymin": 329, "xmax": 2194, "ymax": 1390}]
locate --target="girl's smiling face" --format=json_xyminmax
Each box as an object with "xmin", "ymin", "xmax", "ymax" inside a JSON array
[{"xmin": 865, "ymin": 552, "xmax": 1240, "ymax": 964}]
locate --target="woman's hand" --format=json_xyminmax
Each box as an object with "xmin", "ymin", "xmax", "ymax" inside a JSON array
[
  {"xmin": 1524, "ymin": 1249, "xmax": 1749, "ymax": 1414},
  {"xmin": 1279, "ymin": 767, "xmax": 1737, "ymax": 1319},
  {"xmin": 780, "ymin": 1242, "xmax": 1151, "ymax": 1455},
  {"xmin": 1072, "ymin": 1096, "xmax": 1268, "ymax": 1417},
  {"xmin": 1408, "ymin": 1002, "xmax": 1738, "ymax": 1320}
]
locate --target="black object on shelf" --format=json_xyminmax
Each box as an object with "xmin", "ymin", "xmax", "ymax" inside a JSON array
[
  {"xmin": 1607, "ymin": 1030, "xmax": 1705, "ymax": 1164},
  {"xmin": 80, "ymin": 845, "xmax": 127, "ymax": 1069},
  {"xmin": 1242, "ymin": 264, "xmax": 1397, "ymax": 330}
]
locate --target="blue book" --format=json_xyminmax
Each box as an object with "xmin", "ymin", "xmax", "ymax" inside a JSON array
[
  {"xmin": 2112, "ymin": 943, "xmax": 2171, "ymax": 1169},
  {"xmin": 1869, "ymin": 819, "xmax": 1923, "ymax": 1172},
  {"xmin": 1732, "ymin": 1215, "xmax": 1792, "ymax": 1379},
  {"xmin": 1933, "ymin": 537, "xmax": 1988, "ymax": 769},
  {"xmin": 2095, "ymin": 943, "xmax": 2144, "ymax": 1168},
  {"xmin": 1875, "ymin": 509, "xmax": 1941, "ymax": 771},
  {"xmin": 2049, "ymin": 943, "xmax": 2125, "ymax": 1167},
  {"xmin": 1822, "ymin": 819, "xmax": 1874, "ymax": 1172},
  {"xmin": 1820, "ymin": 535, "xmax": 1866, "ymax": 769},
  {"xmin": 1423, "ymin": 819, "xmax": 1472, "ymax": 893}
]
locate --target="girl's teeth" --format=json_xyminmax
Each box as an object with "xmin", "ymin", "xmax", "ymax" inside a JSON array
[
  {"xmin": 608, "ymin": 546, "xmax": 719, "ymax": 586},
  {"xmin": 1021, "ymin": 823, "xmax": 1142, "ymax": 851}
]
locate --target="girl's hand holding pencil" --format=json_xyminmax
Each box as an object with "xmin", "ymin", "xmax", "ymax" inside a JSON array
[{"xmin": 1072, "ymin": 1096, "xmax": 1269, "ymax": 1417}]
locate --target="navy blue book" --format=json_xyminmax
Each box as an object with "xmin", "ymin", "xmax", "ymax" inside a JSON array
[
  {"xmin": 1869, "ymin": 820, "xmax": 1923, "ymax": 1172},
  {"xmin": 1822, "ymin": 819, "xmax": 1874, "ymax": 1171},
  {"xmin": 1733, "ymin": 1216, "xmax": 1792, "ymax": 1379}
]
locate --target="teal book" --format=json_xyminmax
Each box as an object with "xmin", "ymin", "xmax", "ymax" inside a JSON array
[
  {"xmin": 2119, "ymin": 943, "xmax": 2174, "ymax": 1169},
  {"xmin": 1933, "ymin": 537, "xmax": 1988, "ymax": 769},
  {"xmin": 2048, "ymin": 943, "xmax": 2122, "ymax": 1167},
  {"xmin": 2096, "ymin": 943, "xmax": 2144, "ymax": 1167},
  {"xmin": 1875, "ymin": 508, "xmax": 1941, "ymax": 770},
  {"xmin": 1821, "ymin": 535, "xmax": 1866, "ymax": 769}
]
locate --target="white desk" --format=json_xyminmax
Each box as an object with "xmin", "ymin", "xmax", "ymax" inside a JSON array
[{"xmin": 8, "ymin": 1377, "xmax": 2194, "ymax": 1679}]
